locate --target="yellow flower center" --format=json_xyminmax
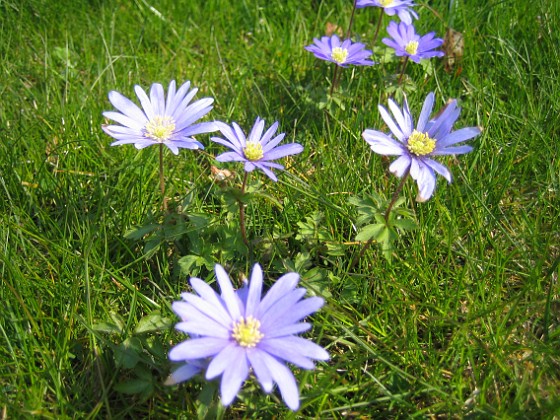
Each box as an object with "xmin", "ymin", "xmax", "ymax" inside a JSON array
[
  {"xmin": 331, "ymin": 47, "xmax": 349, "ymax": 64},
  {"xmin": 232, "ymin": 316, "xmax": 264, "ymax": 348},
  {"xmin": 405, "ymin": 41, "xmax": 419, "ymax": 56},
  {"xmin": 407, "ymin": 130, "xmax": 436, "ymax": 156},
  {"xmin": 379, "ymin": 0, "xmax": 394, "ymax": 6},
  {"xmin": 145, "ymin": 116, "xmax": 176, "ymax": 142},
  {"xmin": 244, "ymin": 141, "xmax": 264, "ymax": 161}
]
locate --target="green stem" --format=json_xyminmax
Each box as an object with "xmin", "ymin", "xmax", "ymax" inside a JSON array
[
  {"xmin": 238, "ymin": 172, "xmax": 249, "ymax": 248},
  {"xmin": 330, "ymin": 64, "xmax": 340, "ymax": 96},
  {"xmin": 384, "ymin": 168, "xmax": 410, "ymax": 223},
  {"xmin": 397, "ymin": 56, "xmax": 410, "ymax": 85},
  {"xmin": 371, "ymin": 10, "xmax": 384, "ymax": 48},
  {"xmin": 349, "ymin": 170, "xmax": 410, "ymax": 271},
  {"xmin": 345, "ymin": 0, "xmax": 358, "ymax": 39},
  {"xmin": 159, "ymin": 143, "xmax": 168, "ymax": 211}
]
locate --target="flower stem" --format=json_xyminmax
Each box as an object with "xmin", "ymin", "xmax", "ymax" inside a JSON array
[
  {"xmin": 345, "ymin": 0, "xmax": 358, "ymax": 39},
  {"xmin": 159, "ymin": 143, "xmax": 168, "ymax": 211},
  {"xmin": 371, "ymin": 10, "xmax": 384, "ymax": 48},
  {"xmin": 384, "ymin": 168, "xmax": 410, "ymax": 223},
  {"xmin": 349, "ymin": 169, "xmax": 410, "ymax": 271},
  {"xmin": 330, "ymin": 65, "xmax": 340, "ymax": 96},
  {"xmin": 238, "ymin": 172, "xmax": 249, "ymax": 248},
  {"xmin": 397, "ymin": 56, "xmax": 410, "ymax": 85}
]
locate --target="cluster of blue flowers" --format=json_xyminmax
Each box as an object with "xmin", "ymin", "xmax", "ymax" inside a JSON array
[{"xmin": 101, "ymin": 0, "xmax": 480, "ymax": 412}]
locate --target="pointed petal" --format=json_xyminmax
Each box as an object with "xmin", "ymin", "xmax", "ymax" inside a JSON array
[
  {"xmin": 417, "ymin": 92, "xmax": 435, "ymax": 132},
  {"xmin": 219, "ymin": 350, "xmax": 249, "ymax": 406},
  {"xmin": 245, "ymin": 264, "xmax": 263, "ymax": 317},
  {"xmin": 215, "ymin": 264, "xmax": 242, "ymax": 321},
  {"xmin": 363, "ymin": 129, "xmax": 405, "ymax": 155},
  {"xmin": 168, "ymin": 337, "xmax": 228, "ymax": 361}
]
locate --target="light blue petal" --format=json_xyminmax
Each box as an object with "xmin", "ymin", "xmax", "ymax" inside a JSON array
[
  {"xmin": 247, "ymin": 117, "xmax": 266, "ymax": 144},
  {"xmin": 363, "ymin": 129, "xmax": 405, "ymax": 155},
  {"xmin": 256, "ymin": 273, "xmax": 299, "ymax": 318},
  {"xmin": 247, "ymin": 349, "xmax": 274, "ymax": 392},
  {"xmin": 206, "ymin": 343, "xmax": 242, "ymax": 379},
  {"xmin": 164, "ymin": 362, "xmax": 202, "ymax": 386},
  {"xmin": 262, "ymin": 133, "xmax": 286, "ymax": 153},
  {"xmin": 266, "ymin": 322, "xmax": 312, "ymax": 338},
  {"xmin": 134, "ymin": 85, "xmax": 155, "ymax": 121},
  {"xmin": 168, "ymin": 337, "xmax": 228, "ymax": 361},
  {"xmin": 107, "ymin": 90, "xmax": 148, "ymax": 122},
  {"xmin": 414, "ymin": 161, "xmax": 436, "ymax": 202},
  {"xmin": 437, "ymin": 127, "xmax": 481, "ymax": 148},
  {"xmin": 432, "ymin": 145, "xmax": 473, "ymax": 155},
  {"xmin": 149, "ymin": 83, "xmax": 165, "ymax": 116},
  {"xmin": 245, "ymin": 264, "xmax": 263, "ymax": 317},
  {"xmin": 263, "ymin": 143, "xmax": 303, "ymax": 160},
  {"xmin": 259, "ymin": 352, "xmax": 300, "ymax": 411},
  {"xmin": 103, "ymin": 111, "xmax": 145, "ymax": 130},
  {"xmin": 215, "ymin": 264, "xmax": 242, "ymax": 321},
  {"xmin": 389, "ymin": 155, "xmax": 412, "ymax": 177},
  {"xmin": 378, "ymin": 104, "xmax": 404, "ymax": 141},
  {"xmin": 417, "ymin": 92, "xmax": 435, "ymax": 132},
  {"xmin": 219, "ymin": 349, "xmax": 249, "ymax": 406},
  {"xmin": 259, "ymin": 289, "xmax": 307, "ymax": 329},
  {"xmin": 265, "ymin": 296, "xmax": 324, "ymax": 332},
  {"xmin": 424, "ymin": 158, "xmax": 452, "ymax": 183}
]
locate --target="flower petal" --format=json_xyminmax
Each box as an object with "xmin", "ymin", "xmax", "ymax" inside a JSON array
[
  {"xmin": 219, "ymin": 349, "xmax": 249, "ymax": 406},
  {"xmin": 363, "ymin": 129, "xmax": 405, "ymax": 155},
  {"xmin": 168, "ymin": 337, "xmax": 228, "ymax": 361}
]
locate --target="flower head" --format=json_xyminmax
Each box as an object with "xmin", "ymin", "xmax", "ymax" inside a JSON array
[
  {"xmin": 168, "ymin": 264, "xmax": 329, "ymax": 411},
  {"xmin": 211, "ymin": 117, "xmax": 303, "ymax": 182},
  {"xmin": 305, "ymin": 34, "xmax": 376, "ymax": 67},
  {"xmin": 102, "ymin": 80, "xmax": 216, "ymax": 155},
  {"xmin": 362, "ymin": 92, "xmax": 481, "ymax": 201},
  {"xmin": 357, "ymin": 0, "xmax": 418, "ymax": 24},
  {"xmin": 382, "ymin": 21, "xmax": 444, "ymax": 63}
]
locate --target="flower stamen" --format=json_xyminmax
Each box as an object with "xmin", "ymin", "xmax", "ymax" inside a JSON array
[
  {"xmin": 405, "ymin": 40, "xmax": 419, "ymax": 56},
  {"xmin": 145, "ymin": 116, "xmax": 176, "ymax": 142},
  {"xmin": 232, "ymin": 316, "xmax": 264, "ymax": 348},
  {"xmin": 379, "ymin": 0, "xmax": 394, "ymax": 6},
  {"xmin": 407, "ymin": 130, "xmax": 436, "ymax": 156},
  {"xmin": 331, "ymin": 47, "xmax": 349, "ymax": 64},
  {"xmin": 244, "ymin": 141, "xmax": 264, "ymax": 161}
]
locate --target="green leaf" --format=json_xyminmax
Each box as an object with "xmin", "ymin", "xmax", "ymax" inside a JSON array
[
  {"xmin": 124, "ymin": 223, "xmax": 160, "ymax": 241},
  {"xmin": 134, "ymin": 311, "xmax": 173, "ymax": 334},
  {"xmin": 92, "ymin": 321, "xmax": 122, "ymax": 335},
  {"xmin": 355, "ymin": 223, "xmax": 385, "ymax": 242},
  {"xmin": 115, "ymin": 337, "xmax": 142, "ymax": 369},
  {"xmin": 114, "ymin": 378, "xmax": 153, "ymax": 395},
  {"xmin": 393, "ymin": 218, "xmax": 418, "ymax": 231}
]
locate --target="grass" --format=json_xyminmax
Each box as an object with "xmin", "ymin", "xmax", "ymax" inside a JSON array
[{"xmin": 1, "ymin": 0, "xmax": 559, "ymax": 417}]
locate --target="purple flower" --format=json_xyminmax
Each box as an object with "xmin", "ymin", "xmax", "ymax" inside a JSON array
[
  {"xmin": 357, "ymin": 0, "xmax": 418, "ymax": 25},
  {"xmin": 305, "ymin": 34, "xmax": 375, "ymax": 67},
  {"xmin": 382, "ymin": 21, "xmax": 444, "ymax": 63},
  {"xmin": 211, "ymin": 117, "xmax": 304, "ymax": 182},
  {"xmin": 362, "ymin": 92, "xmax": 481, "ymax": 202},
  {"xmin": 168, "ymin": 264, "xmax": 329, "ymax": 411},
  {"xmin": 102, "ymin": 80, "xmax": 216, "ymax": 155}
]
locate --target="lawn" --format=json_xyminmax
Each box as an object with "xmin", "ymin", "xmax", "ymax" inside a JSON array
[{"xmin": 1, "ymin": 0, "xmax": 559, "ymax": 417}]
